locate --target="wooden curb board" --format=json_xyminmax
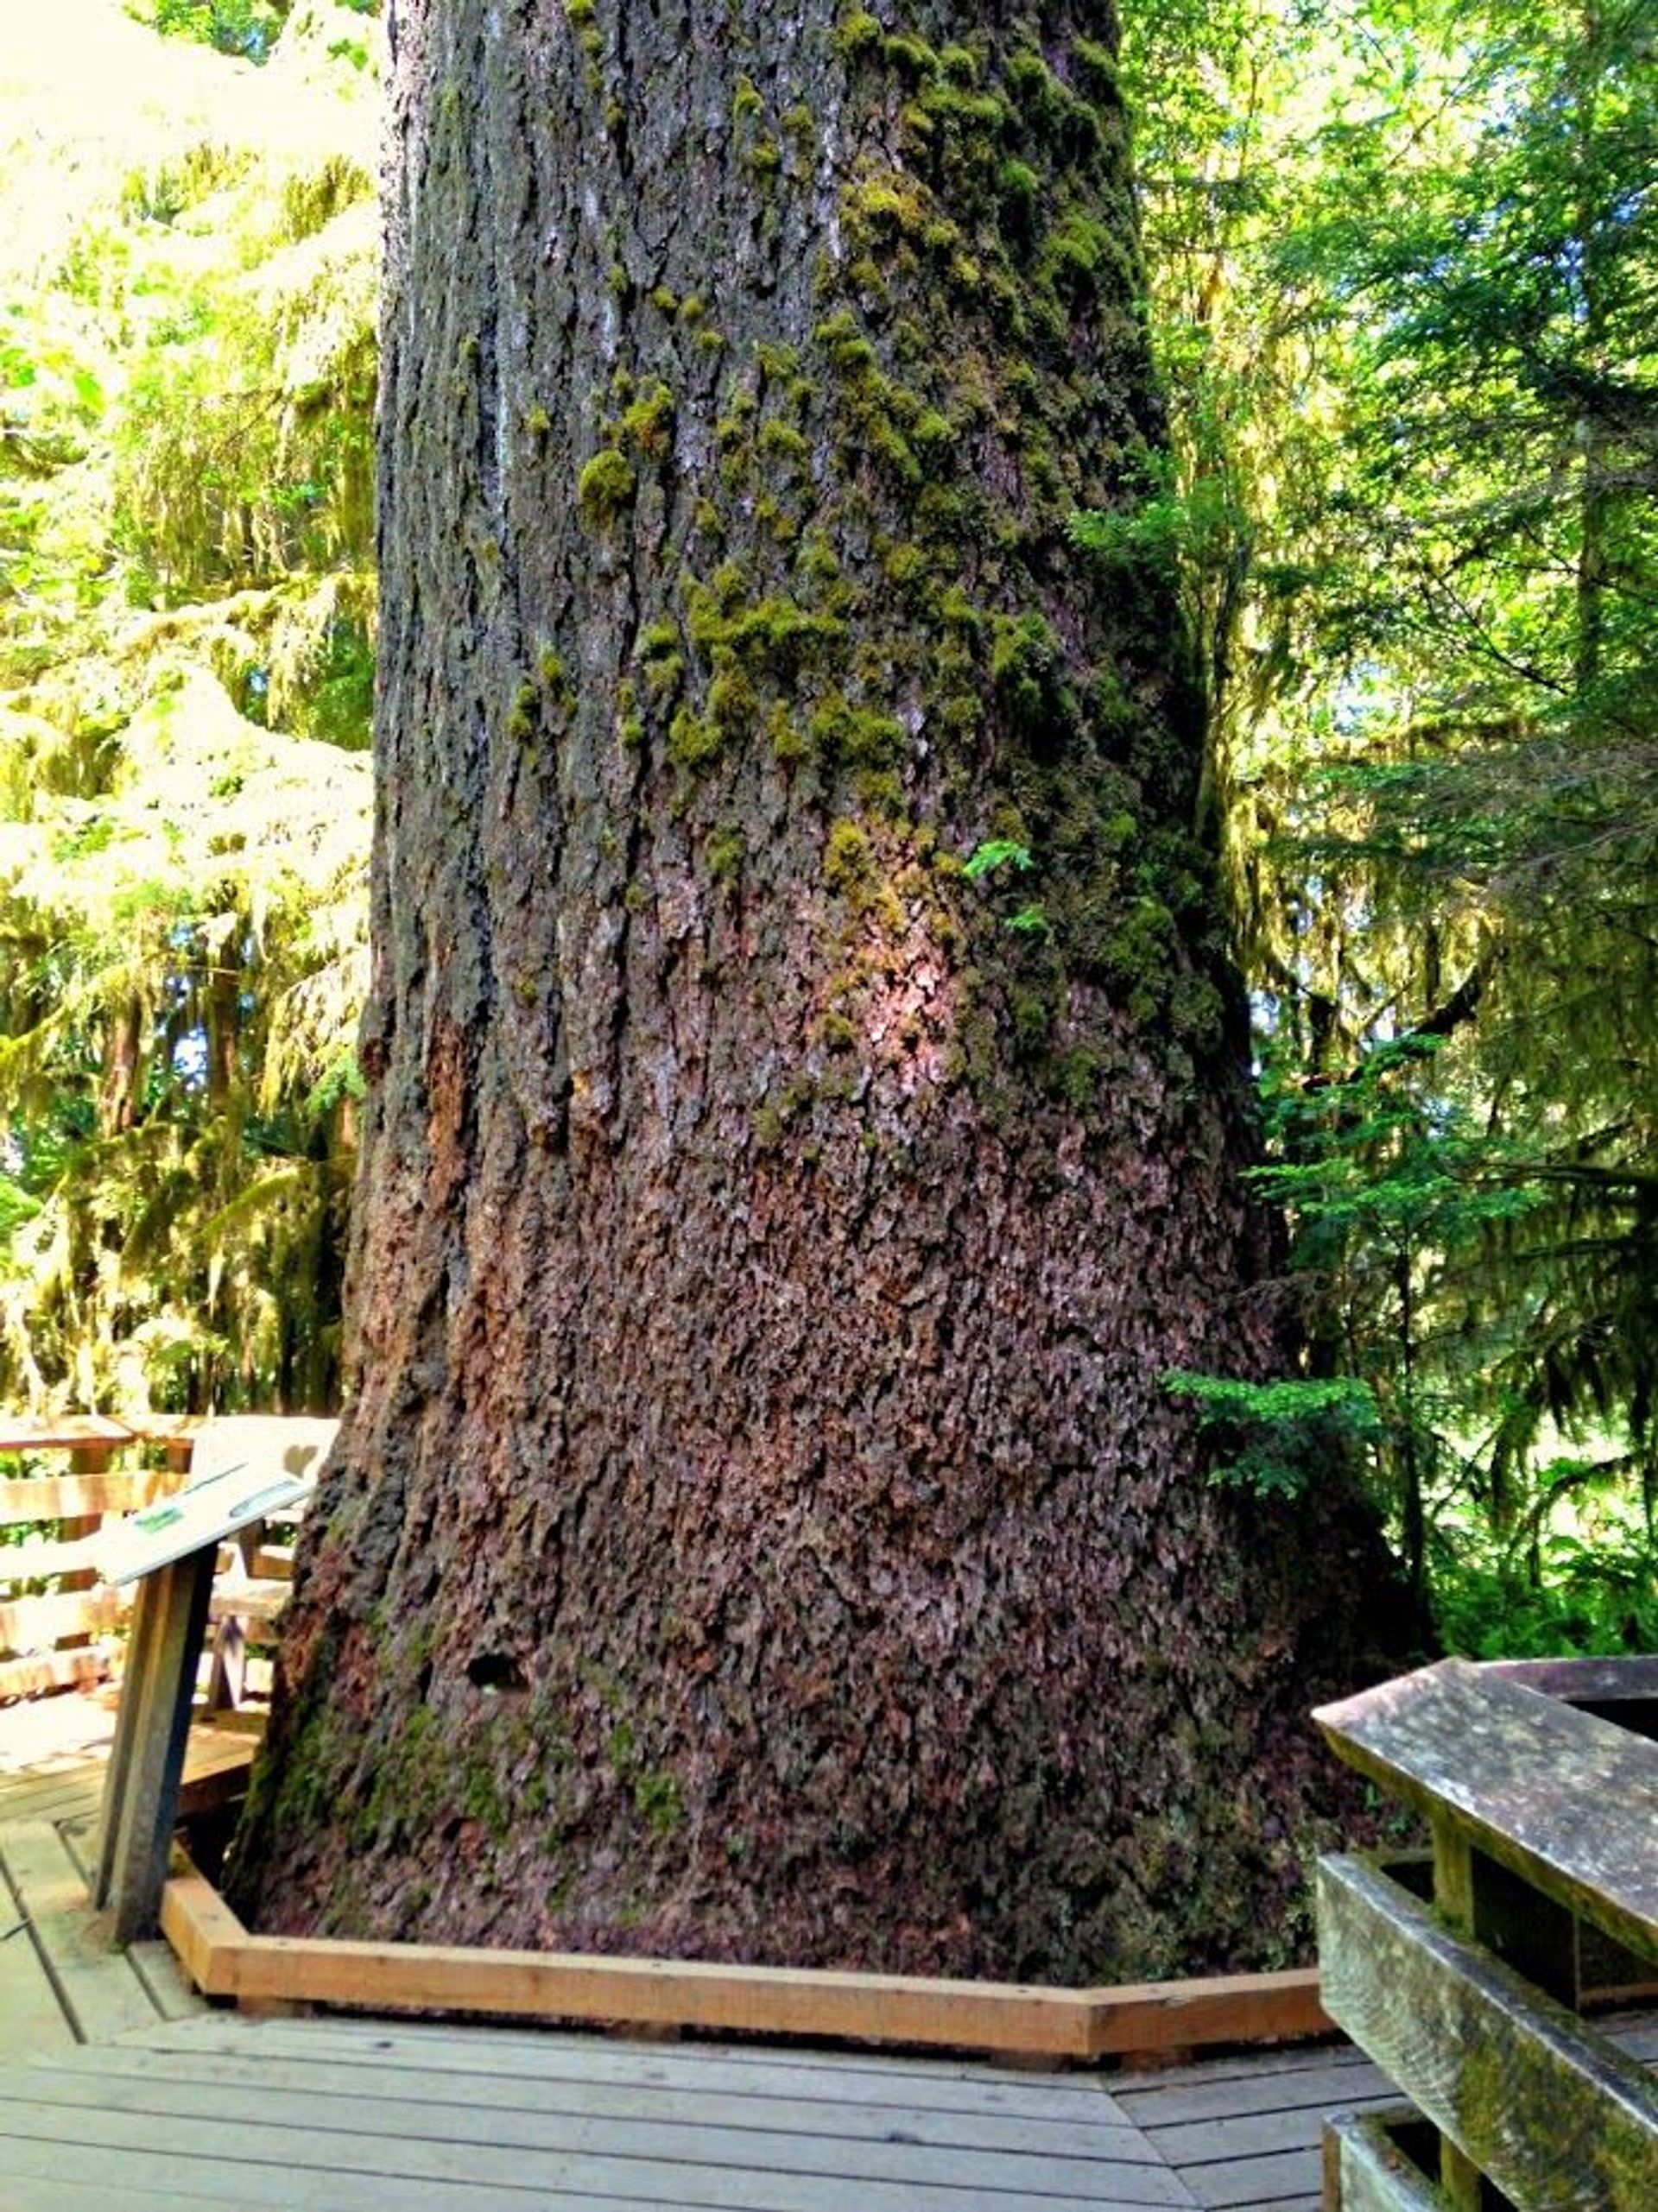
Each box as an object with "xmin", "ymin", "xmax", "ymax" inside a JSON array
[{"xmin": 159, "ymin": 1865, "xmax": 1329, "ymax": 2059}]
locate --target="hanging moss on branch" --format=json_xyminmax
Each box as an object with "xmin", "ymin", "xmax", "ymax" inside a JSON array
[{"xmin": 0, "ymin": 0, "xmax": 380, "ymax": 1413}]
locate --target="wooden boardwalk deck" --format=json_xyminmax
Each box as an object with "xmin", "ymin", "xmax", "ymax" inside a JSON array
[{"xmin": 2, "ymin": 1694, "xmax": 1651, "ymax": 2210}]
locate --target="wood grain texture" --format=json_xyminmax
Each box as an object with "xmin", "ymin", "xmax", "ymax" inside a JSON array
[
  {"xmin": 1323, "ymin": 2111, "xmax": 1448, "ymax": 2212},
  {"xmin": 128, "ymin": 2008, "xmax": 1142, "ymax": 2114},
  {"xmin": 0, "ymin": 2135, "xmax": 616, "ymax": 2212},
  {"xmin": 0, "ymin": 1467, "xmax": 183, "ymax": 1528},
  {"xmin": 97, "ymin": 1545, "xmax": 216, "ymax": 1942},
  {"xmin": 1086, "ymin": 1973, "xmax": 1330, "ymax": 2057},
  {"xmin": 0, "ymin": 1419, "xmax": 136, "ymax": 1455},
  {"xmin": 1314, "ymin": 1659, "xmax": 1657, "ymax": 1962},
  {"xmin": 159, "ymin": 1867, "xmax": 240, "ymax": 1991},
  {"xmin": 1317, "ymin": 1855, "xmax": 1658, "ymax": 2211},
  {"xmin": 0, "ymin": 1721, "xmax": 255, "ymax": 1840},
  {"xmin": 182, "ymin": 1910, "xmax": 1110, "ymax": 2054},
  {"xmin": 0, "ymin": 1818, "xmax": 158, "ymax": 2043},
  {"xmin": 0, "ymin": 1994, "xmax": 1223, "ymax": 2210},
  {"xmin": 158, "ymin": 1863, "xmax": 1324, "ymax": 2057},
  {"xmin": 0, "ymin": 2093, "xmax": 1190, "ymax": 2210},
  {"xmin": 8, "ymin": 1989, "xmax": 1637, "ymax": 2212},
  {"xmin": 47, "ymin": 2038, "xmax": 1160, "ymax": 2162},
  {"xmin": 49, "ymin": 1821, "xmax": 206, "ymax": 2025},
  {"xmin": 7, "ymin": 2057, "xmax": 1199, "ymax": 2203},
  {"xmin": 0, "ymin": 1837, "xmax": 81, "ymax": 2059},
  {"xmin": 121, "ymin": 1937, "xmax": 207, "ymax": 2021},
  {"xmin": 0, "ymin": 1586, "xmax": 129, "ymax": 1655},
  {"xmin": 1484, "ymin": 1655, "xmax": 1658, "ymax": 1710},
  {"xmin": 1116, "ymin": 2049, "xmax": 1390, "ymax": 2138}
]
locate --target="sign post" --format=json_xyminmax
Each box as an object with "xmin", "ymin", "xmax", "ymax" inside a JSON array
[{"xmin": 92, "ymin": 1461, "xmax": 314, "ymax": 1942}]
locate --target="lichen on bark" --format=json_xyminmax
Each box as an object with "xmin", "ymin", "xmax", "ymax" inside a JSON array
[{"xmin": 231, "ymin": 0, "xmax": 1410, "ymax": 1981}]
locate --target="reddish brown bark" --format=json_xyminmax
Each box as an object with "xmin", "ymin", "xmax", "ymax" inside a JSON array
[{"xmin": 231, "ymin": 0, "xmax": 1409, "ymax": 1979}]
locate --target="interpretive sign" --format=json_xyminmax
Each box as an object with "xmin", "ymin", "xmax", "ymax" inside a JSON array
[{"xmin": 98, "ymin": 1461, "xmax": 313, "ymax": 1586}]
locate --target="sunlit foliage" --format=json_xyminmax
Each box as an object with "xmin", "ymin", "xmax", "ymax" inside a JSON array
[
  {"xmin": 0, "ymin": 1, "xmax": 379, "ymax": 1413},
  {"xmin": 1115, "ymin": 0, "xmax": 1655, "ymax": 1651}
]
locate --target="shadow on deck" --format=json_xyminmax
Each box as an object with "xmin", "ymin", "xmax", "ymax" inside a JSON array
[
  {"xmin": 3, "ymin": 1693, "xmax": 1653, "ymax": 2212},
  {"xmin": 0, "ymin": 1693, "xmax": 1393, "ymax": 2212}
]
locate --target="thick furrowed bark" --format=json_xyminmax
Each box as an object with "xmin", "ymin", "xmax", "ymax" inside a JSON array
[{"xmin": 231, "ymin": 0, "xmax": 1409, "ymax": 1979}]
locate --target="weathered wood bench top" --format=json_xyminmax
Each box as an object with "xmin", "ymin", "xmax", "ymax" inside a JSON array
[
  {"xmin": 1314, "ymin": 1657, "xmax": 1657, "ymax": 1967},
  {"xmin": 206, "ymin": 1581, "xmax": 290, "ymax": 1628}
]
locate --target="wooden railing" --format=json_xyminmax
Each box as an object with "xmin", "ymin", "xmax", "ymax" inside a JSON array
[
  {"xmin": 1, "ymin": 1415, "xmax": 332, "ymax": 1706},
  {"xmin": 0, "ymin": 1418, "xmax": 190, "ymax": 1700},
  {"xmin": 1314, "ymin": 1655, "xmax": 1657, "ymax": 2210}
]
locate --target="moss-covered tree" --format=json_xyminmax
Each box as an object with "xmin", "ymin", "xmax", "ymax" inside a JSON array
[{"xmin": 233, "ymin": 0, "xmax": 1408, "ymax": 1979}]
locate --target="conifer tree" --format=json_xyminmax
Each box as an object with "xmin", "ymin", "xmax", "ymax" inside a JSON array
[{"xmin": 233, "ymin": 0, "xmax": 1407, "ymax": 1977}]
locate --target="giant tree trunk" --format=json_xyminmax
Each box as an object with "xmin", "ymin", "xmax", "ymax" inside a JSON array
[{"xmin": 232, "ymin": 0, "xmax": 1406, "ymax": 1979}]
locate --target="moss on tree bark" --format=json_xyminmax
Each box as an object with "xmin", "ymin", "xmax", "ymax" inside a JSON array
[{"xmin": 231, "ymin": 0, "xmax": 1411, "ymax": 1979}]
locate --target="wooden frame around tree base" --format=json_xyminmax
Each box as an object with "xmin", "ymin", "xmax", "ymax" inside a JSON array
[{"xmin": 159, "ymin": 1863, "xmax": 1329, "ymax": 2060}]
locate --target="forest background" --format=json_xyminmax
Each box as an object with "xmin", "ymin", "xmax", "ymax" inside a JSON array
[{"xmin": 1, "ymin": 0, "xmax": 1651, "ymax": 1660}]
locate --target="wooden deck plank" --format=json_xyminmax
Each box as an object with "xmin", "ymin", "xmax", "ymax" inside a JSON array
[
  {"xmin": 1115, "ymin": 2054, "xmax": 1391, "ymax": 2129},
  {"xmin": 0, "ymin": 1820, "xmax": 159, "ymax": 2042},
  {"xmin": 0, "ymin": 2061, "xmax": 1200, "ymax": 2204},
  {"xmin": 16, "ymin": 2039, "xmax": 1161, "ymax": 2164},
  {"xmin": 124, "ymin": 1935, "xmax": 209, "ymax": 2019},
  {"xmin": 0, "ymin": 2090, "xmax": 1193, "ymax": 2209},
  {"xmin": 134, "ymin": 2001, "xmax": 1120, "ymax": 2079},
  {"xmin": 1144, "ymin": 2092, "xmax": 1401, "ymax": 2165},
  {"xmin": 0, "ymin": 1775, "xmax": 104, "ymax": 1825},
  {"xmin": 129, "ymin": 2010, "xmax": 1134, "ymax": 2118},
  {"xmin": 1126, "ymin": 2013, "xmax": 1652, "ymax": 2210},
  {"xmin": 0, "ymin": 2131, "xmax": 886, "ymax": 2212},
  {"xmin": 0, "ymin": 2130, "xmax": 807, "ymax": 2212},
  {"xmin": 0, "ymin": 1724, "xmax": 253, "ymax": 1842},
  {"xmin": 47, "ymin": 1826, "xmax": 206, "ymax": 2022},
  {"xmin": 1175, "ymin": 2146, "xmax": 1325, "ymax": 2209},
  {"xmin": 0, "ymin": 1704, "xmax": 253, "ymax": 1779},
  {"xmin": 1118, "ymin": 2072, "xmax": 1376, "ymax": 2212},
  {"xmin": 0, "ymin": 1853, "xmax": 80, "ymax": 2061},
  {"xmin": 3, "ymin": 1673, "xmax": 1645, "ymax": 2212},
  {"xmin": 2, "ymin": 1912, "xmax": 1649, "ymax": 2212}
]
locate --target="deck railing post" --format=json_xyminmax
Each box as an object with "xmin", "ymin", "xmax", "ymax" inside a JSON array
[
  {"xmin": 1427, "ymin": 1822, "xmax": 1485, "ymax": 2212},
  {"xmin": 1313, "ymin": 1657, "xmax": 1658, "ymax": 2212}
]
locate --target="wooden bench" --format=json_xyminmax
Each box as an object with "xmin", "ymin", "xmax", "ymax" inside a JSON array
[
  {"xmin": 1314, "ymin": 1655, "xmax": 1657, "ymax": 2210},
  {"xmin": 187, "ymin": 1417, "xmax": 332, "ymax": 1710}
]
